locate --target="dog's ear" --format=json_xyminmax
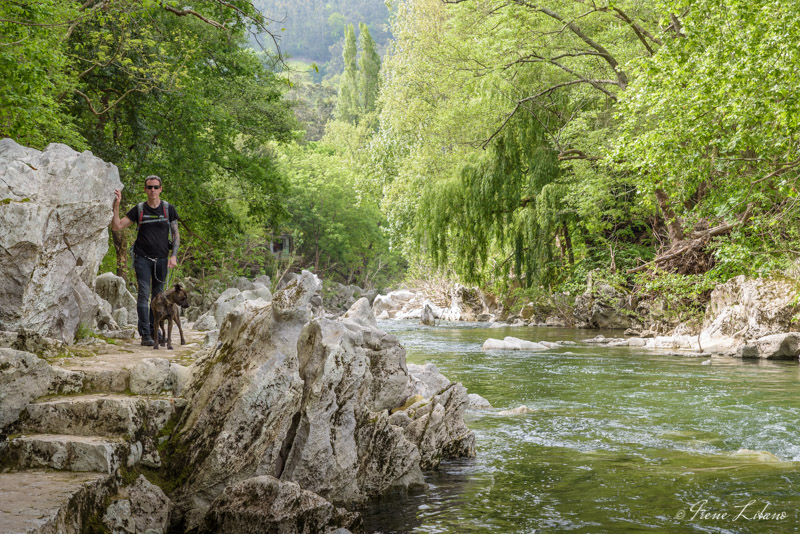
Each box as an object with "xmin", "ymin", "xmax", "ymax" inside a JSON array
[{"xmin": 174, "ymin": 283, "xmax": 182, "ymax": 291}]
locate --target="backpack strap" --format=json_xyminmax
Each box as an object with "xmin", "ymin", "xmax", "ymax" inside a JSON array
[{"xmin": 138, "ymin": 201, "xmax": 171, "ymax": 226}]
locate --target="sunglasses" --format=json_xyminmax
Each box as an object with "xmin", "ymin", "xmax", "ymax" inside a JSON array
[{"xmin": 146, "ymin": 185, "xmax": 161, "ymax": 190}]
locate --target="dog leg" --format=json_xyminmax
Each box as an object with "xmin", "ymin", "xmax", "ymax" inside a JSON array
[
  {"xmin": 153, "ymin": 314, "xmax": 161, "ymax": 350},
  {"xmin": 176, "ymin": 313, "xmax": 185, "ymax": 345},
  {"xmin": 167, "ymin": 317, "xmax": 174, "ymax": 350}
]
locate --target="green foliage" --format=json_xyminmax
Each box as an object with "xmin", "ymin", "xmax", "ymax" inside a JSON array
[
  {"xmin": 0, "ymin": 0, "xmax": 84, "ymax": 148},
  {"xmin": 635, "ymin": 270, "xmax": 718, "ymax": 323},
  {"xmin": 277, "ymin": 138, "xmax": 404, "ymax": 287},
  {"xmin": 358, "ymin": 22, "xmax": 380, "ymax": 114},
  {"xmin": 335, "ymin": 24, "xmax": 360, "ymax": 123}
]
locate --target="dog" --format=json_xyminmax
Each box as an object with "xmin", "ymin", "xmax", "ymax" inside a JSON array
[{"xmin": 150, "ymin": 283, "xmax": 189, "ymax": 350}]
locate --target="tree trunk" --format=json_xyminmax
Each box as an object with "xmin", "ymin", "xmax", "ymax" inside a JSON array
[
  {"xmin": 562, "ymin": 221, "xmax": 574, "ymax": 265},
  {"xmin": 655, "ymin": 188, "xmax": 684, "ymax": 244},
  {"xmin": 112, "ymin": 229, "xmax": 128, "ymax": 278}
]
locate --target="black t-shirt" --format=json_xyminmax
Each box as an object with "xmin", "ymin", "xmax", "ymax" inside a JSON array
[{"xmin": 125, "ymin": 201, "xmax": 179, "ymax": 258}]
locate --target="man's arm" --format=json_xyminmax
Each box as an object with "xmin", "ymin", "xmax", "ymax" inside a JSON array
[
  {"xmin": 168, "ymin": 219, "xmax": 179, "ymax": 268},
  {"xmin": 111, "ymin": 190, "xmax": 134, "ymax": 231}
]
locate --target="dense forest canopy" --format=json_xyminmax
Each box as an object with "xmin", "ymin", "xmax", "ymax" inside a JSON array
[{"xmin": 3, "ymin": 0, "xmax": 799, "ymax": 298}]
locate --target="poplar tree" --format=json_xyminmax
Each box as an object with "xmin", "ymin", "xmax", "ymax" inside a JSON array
[
  {"xmin": 335, "ymin": 23, "xmax": 359, "ymax": 124},
  {"xmin": 358, "ymin": 23, "xmax": 381, "ymax": 114}
]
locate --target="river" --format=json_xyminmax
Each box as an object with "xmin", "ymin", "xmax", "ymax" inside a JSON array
[{"xmin": 361, "ymin": 321, "xmax": 800, "ymax": 533}]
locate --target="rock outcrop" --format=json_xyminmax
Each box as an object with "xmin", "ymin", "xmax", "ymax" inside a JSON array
[
  {"xmin": 168, "ymin": 271, "xmax": 475, "ymax": 529},
  {"xmin": 198, "ymin": 476, "xmax": 361, "ymax": 534},
  {"xmin": 95, "ymin": 272, "xmax": 137, "ymax": 328},
  {"xmin": 373, "ymin": 285, "xmax": 499, "ymax": 322},
  {"xmin": 0, "ymin": 139, "xmax": 122, "ymax": 342}
]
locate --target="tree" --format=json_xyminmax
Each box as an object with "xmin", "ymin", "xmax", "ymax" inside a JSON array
[
  {"xmin": 358, "ymin": 22, "xmax": 380, "ymax": 114},
  {"xmin": 334, "ymin": 23, "xmax": 359, "ymax": 123}
]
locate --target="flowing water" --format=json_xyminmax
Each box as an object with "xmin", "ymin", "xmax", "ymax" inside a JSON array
[{"xmin": 361, "ymin": 321, "xmax": 800, "ymax": 533}]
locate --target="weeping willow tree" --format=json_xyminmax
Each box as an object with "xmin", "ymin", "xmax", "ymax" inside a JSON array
[{"xmin": 419, "ymin": 115, "xmax": 572, "ymax": 289}]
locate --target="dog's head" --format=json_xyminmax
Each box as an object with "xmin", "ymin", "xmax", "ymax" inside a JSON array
[{"xmin": 169, "ymin": 283, "xmax": 190, "ymax": 309}]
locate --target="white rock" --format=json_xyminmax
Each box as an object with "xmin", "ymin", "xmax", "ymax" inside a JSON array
[
  {"xmin": 172, "ymin": 271, "xmax": 473, "ymax": 529},
  {"xmin": 0, "ymin": 348, "xmax": 83, "ymax": 429},
  {"xmin": 342, "ymin": 297, "xmax": 377, "ymax": 328},
  {"xmin": 129, "ymin": 358, "xmax": 173, "ymax": 395},
  {"xmin": 420, "ymin": 303, "xmax": 436, "ymax": 326},
  {"xmin": 103, "ymin": 475, "xmax": 172, "ymax": 534},
  {"xmin": 407, "ymin": 363, "xmax": 451, "ymax": 398},
  {"xmin": 96, "ymin": 272, "xmax": 137, "ymax": 326},
  {"xmin": 467, "ymin": 393, "xmax": 492, "ymax": 409},
  {"xmin": 212, "ymin": 288, "xmax": 245, "ymax": 327},
  {"xmin": 738, "ymin": 333, "xmax": 800, "ymax": 359},
  {"xmin": 0, "ymin": 139, "xmax": 122, "ymax": 343},
  {"xmin": 482, "ymin": 337, "xmax": 548, "ymax": 351},
  {"xmin": 498, "ymin": 405, "xmax": 534, "ymax": 415},
  {"xmin": 193, "ymin": 312, "xmax": 217, "ymax": 331}
]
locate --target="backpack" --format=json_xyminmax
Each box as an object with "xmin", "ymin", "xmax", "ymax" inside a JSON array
[{"xmin": 129, "ymin": 201, "xmax": 174, "ymax": 261}]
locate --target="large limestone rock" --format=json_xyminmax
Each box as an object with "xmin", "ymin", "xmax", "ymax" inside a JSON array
[
  {"xmin": 703, "ymin": 276, "xmax": 800, "ymax": 340},
  {"xmin": 0, "ymin": 139, "xmax": 122, "ymax": 342},
  {"xmin": 198, "ymin": 476, "xmax": 361, "ymax": 534},
  {"xmin": 0, "ymin": 348, "xmax": 83, "ymax": 430},
  {"xmin": 95, "ymin": 272, "xmax": 137, "ymax": 327},
  {"xmin": 170, "ymin": 271, "xmax": 474, "ymax": 529}
]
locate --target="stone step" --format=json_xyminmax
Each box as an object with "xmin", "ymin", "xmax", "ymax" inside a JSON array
[
  {"xmin": 16, "ymin": 393, "xmax": 184, "ymax": 439},
  {"xmin": 3, "ymin": 434, "xmax": 128, "ymax": 474},
  {"xmin": 0, "ymin": 469, "xmax": 116, "ymax": 534}
]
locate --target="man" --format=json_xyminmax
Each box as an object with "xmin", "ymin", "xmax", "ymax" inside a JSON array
[{"xmin": 111, "ymin": 175, "xmax": 180, "ymax": 346}]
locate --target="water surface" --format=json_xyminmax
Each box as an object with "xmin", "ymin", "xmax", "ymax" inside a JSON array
[{"xmin": 362, "ymin": 321, "xmax": 800, "ymax": 533}]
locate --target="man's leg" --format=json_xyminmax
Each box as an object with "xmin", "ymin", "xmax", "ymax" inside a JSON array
[
  {"xmin": 149, "ymin": 257, "xmax": 169, "ymax": 341},
  {"xmin": 134, "ymin": 255, "xmax": 154, "ymax": 343}
]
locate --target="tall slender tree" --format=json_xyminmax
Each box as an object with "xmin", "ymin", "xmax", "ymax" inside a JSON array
[
  {"xmin": 335, "ymin": 23, "xmax": 359, "ymax": 124},
  {"xmin": 358, "ymin": 22, "xmax": 381, "ymax": 114}
]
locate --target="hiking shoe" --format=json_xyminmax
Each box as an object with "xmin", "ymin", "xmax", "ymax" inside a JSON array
[{"xmin": 141, "ymin": 336, "xmax": 155, "ymax": 347}]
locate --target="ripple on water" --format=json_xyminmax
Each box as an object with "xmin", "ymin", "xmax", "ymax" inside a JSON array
[{"xmin": 364, "ymin": 322, "xmax": 800, "ymax": 533}]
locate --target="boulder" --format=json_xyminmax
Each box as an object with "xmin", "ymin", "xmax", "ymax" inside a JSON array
[
  {"xmin": 738, "ymin": 333, "xmax": 800, "ymax": 360},
  {"xmin": 198, "ymin": 476, "xmax": 361, "ymax": 534},
  {"xmin": 170, "ymin": 271, "xmax": 473, "ymax": 529},
  {"xmin": 482, "ymin": 337, "xmax": 548, "ymax": 351},
  {"xmin": 703, "ymin": 276, "xmax": 800, "ymax": 340},
  {"xmin": 103, "ymin": 475, "xmax": 172, "ymax": 534},
  {"xmin": 0, "ymin": 139, "xmax": 122, "ymax": 343},
  {"xmin": 0, "ymin": 348, "xmax": 83, "ymax": 430},
  {"xmin": 420, "ymin": 303, "xmax": 436, "ymax": 326},
  {"xmin": 498, "ymin": 405, "xmax": 534, "ymax": 415},
  {"xmin": 342, "ymin": 297, "xmax": 377, "ymax": 328},
  {"xmin": 95, "ymin": 272, "xmax": 137, "ymax": 326},
  {"xmin": 467, "ymin": 393, "xmax": 492, "ymax": 409},
  {"xmin": 402, "ymin": 383, "xmax": 475, "ymax": 468},
  {"xmin": 406, "ymin": 363, "xmax": 451, "ymax": 399},
  {"xmin": 212, "ymin": 288, "xmax": 245, "ymax": 327},
  {"xmin": 193, "ymin": 312, "xmax": 217, "ymax": 331}
]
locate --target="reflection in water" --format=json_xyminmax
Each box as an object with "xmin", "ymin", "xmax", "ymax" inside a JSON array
[{"xmin": 361, "ymin": 321, "xmax": 800, "ymax": 533}]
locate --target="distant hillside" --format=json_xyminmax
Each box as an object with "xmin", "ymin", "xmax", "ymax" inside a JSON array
[{"xmin": 253, "ymin": 0, "xmax": 391, "ymax": 70}]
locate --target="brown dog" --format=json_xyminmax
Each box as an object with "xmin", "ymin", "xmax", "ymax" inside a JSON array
[{"xmin": 151, "ymin": 283, "xmax": 189, "ymax": 350}]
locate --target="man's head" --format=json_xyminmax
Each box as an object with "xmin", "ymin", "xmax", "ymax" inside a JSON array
[{"xmin": 144, "ymin": 175, "xmax": 162, "ymax": 202}]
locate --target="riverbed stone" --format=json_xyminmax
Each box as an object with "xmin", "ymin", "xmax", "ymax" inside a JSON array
[
  {"xmin": 482, "ymin": 337, "xmax": 548, "ymax": 351},
  {"xmin": 421, "ymin": 303, "xmax": 436, "ymax": 326},
  {"xmin": 342, "ymin": 297, "xmax": 377, "ymax": 328}
]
